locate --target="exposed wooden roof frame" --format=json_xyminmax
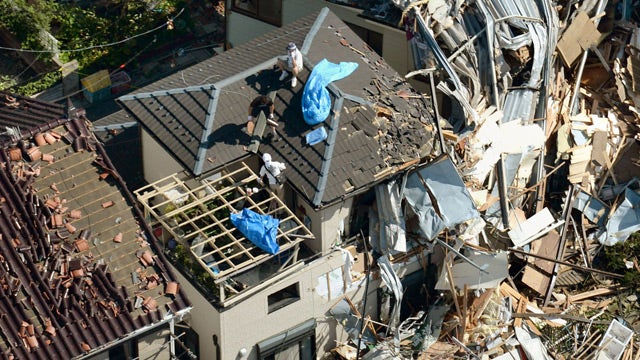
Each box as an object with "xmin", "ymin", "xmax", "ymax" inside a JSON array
[{"xmin": 135, "ymin": 163, "xmax": 313, "ymax": 282}]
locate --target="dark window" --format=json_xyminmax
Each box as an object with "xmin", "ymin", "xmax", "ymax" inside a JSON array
[
  {"xmin": 262, "ymin": 336, "xmax": 314, "ymax": 360},
  {"xmin": 176, "ymin": 322, "xmax": 199, "ymax": 360},
  {"xmin": 267, "ymin": 282, "xmax": 300, "ymax": 313},
  {"xmin": 344, "ymin": 22, "xmax": 383, "ymax": 56},
  {"xmin": 232, "ymin": 0, "xmax": 282, "ymax": 26},
  {"xmin": 108, "ymin": 339, "xmax": 138, "ymax": 360},
  {"xmin": 258, "ymin": 319, "xmax": 316, "ymax": 360}
]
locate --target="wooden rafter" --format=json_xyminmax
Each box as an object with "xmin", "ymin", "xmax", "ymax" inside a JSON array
[{"xmin": 135, "ymin": 163, "xmax": 314, "ymax": 280}]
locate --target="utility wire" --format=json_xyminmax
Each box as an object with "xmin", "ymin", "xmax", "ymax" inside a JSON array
[{"xmin": 0, "ymin": 8, "xmax": 184, "ymax": 54}]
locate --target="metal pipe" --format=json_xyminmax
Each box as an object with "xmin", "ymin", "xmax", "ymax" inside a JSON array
[
  {"xmin": 496, "ymin": 154, "xmax": 510, "ymax": 229},
  {"xmin": 428, "ymin": 73, "xmax": 446, "ymax": 155},
  {"xmin": 356, "ymin": 232, "xmax": 371, "ymax": 360},
  {"xmin": 510, "ymin": 247, "xmax": 622, "ymax": 278},
  {"xmin": 436, "ymin": 238, "xmax": 489, "ymax": 274},
  {"xmin": 169, "ymin": 318, "xmax": 176, "ymax": 357},
  {"xmin": 544, "ymin": 184, "xmax": 576, "ymax": 306}
]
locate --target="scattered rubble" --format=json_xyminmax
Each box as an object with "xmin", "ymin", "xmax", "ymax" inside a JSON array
[{"xmin": 328, "ymin": 0, "xmax": 640, "ymax": 358}]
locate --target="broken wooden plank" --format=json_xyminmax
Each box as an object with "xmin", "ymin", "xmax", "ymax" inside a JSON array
[
  {"xmin": 508, "ymin": 208, "xmax": 558, "ymax": 247},
  {"xmin": 514, "ymin": 296, "xmax": 528, "ymax": 328},
  {"xmin": 522, "ymin": 267, "xmax": 551, "ymax": 296},
  {"xmin": 568, "ymin": 287, "xmax": 619, "ymax": 303}
]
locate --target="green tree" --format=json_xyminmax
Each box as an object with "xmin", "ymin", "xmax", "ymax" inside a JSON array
[{"xmin": 0, "ymin": 0, "xmax": 59, "ymax": 50}]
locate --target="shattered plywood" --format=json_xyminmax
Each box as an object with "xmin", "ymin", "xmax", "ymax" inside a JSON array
[
  {"xmin": 557, "ymin": 11, "xmax": 602, "ymax": 67},
  {"xmin": 522, "ymin": 230, "xmax": 560, "ymax": 295}
]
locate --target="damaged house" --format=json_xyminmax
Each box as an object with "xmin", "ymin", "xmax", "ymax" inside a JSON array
[
  {"xmin": 0, "ymin": 93, "xmax": 192, "ymax": 359},
  {"xmin": 214, "ymin": 0, "xmax": 640, "ymax": 358},
  {"xmin": 87, "ymin": 6, "xmax": 509, "ymax": 360}
]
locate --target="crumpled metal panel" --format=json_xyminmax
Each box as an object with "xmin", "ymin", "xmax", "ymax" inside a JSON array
[
  {"xmin": 378, "ymin": 255, "xmax": 404, "ymax": 349},
  {"xmin": 405, "ymin": 157, "xmax": 479, "ymax": 237},
  {"xmin": 417, "ymin": 156, "xmax": 480, "ymax": 228},
  {"xmin": 404, "ymin": 172, "xmax": 446, "ymax": 240},
  {"xmin": 374, "ymin": 181, "xmax": 407, "ymax": 253},
  {"xmin": 573, "ymin": 190, "xmax": 610, "ymax": 227},
  {"xmin": 479, "ymin": 0, "xmax": 548, "ymax": 89},
  {"xmin": 598, "ymin": 186, "xmax": 640, "ymax": 246},
  {"xmin": 502, "ymin": 89, "xmax": 538, "ymax": 123},
  {"xmin": 329, "ymin": 298, "xmax": 377, "ymax": 349}
]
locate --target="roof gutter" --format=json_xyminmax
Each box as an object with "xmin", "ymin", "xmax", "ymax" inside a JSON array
[{"xmin": 74, "ymin": 307, "xmax": 193, "ymax": 360}]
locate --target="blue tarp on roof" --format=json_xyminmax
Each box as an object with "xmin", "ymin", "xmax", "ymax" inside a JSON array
[
  {"xmin": 305, "ymin": 126, "xmax": 327, "ymax": 145},
  {"xmin": 230, "ymin": 208, "xmax": 280, "ymax": 254},
  {"xmin": 302, "ymin": 58, "xmax": 358, "ymax": 126}
]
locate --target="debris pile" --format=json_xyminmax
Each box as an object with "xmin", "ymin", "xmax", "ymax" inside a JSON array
[{"xmin": 329, "ymin": 0, "xmax": 640, "ymax": 358}]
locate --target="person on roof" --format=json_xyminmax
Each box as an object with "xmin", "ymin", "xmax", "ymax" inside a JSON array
[
  {"xmin": 259, "ymin": 153, "xmax": 286, "ymax": 213},
  {"xmin": 247, "ymin": 95, "xmax": 278, "ymax": 139},
  {"xmin": 276, "ymin": 42, "xmax": 303, "ymax": 88}
]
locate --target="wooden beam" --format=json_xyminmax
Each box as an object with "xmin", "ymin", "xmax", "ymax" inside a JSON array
[
  {"xmin": 509, "ymin": 247, "xmax": 624, "ymax": 279},
  {"xmin": 568, "ymin": 287, "xmax": 620, "ymax": 303}
]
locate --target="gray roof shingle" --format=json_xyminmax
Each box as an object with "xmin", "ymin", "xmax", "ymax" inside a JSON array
[
  {"xmin": 117, "ymin": 8, "xmax": 439, "ymax": 208},
  {"xmin": 0, "ymin": 92, "xmax": 65, "ymax": 132}
]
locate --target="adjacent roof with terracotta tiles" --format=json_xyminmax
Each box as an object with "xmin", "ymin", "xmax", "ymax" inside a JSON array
[
  {"xmin": 116, "ymin": 7, "xmax": 440, "ymax": 208},
  {"xmin": 0, "ymin": 113, "xmax": 190, "ymax": 358}
]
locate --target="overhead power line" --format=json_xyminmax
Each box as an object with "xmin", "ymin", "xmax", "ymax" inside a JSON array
[{"xmin": 0, "ymin": 8, "xmax": 184, "ymax": 54}]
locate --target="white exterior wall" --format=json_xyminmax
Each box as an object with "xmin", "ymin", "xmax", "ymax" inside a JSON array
[
  {"xmin": 218, "ymin": 250, "xmax": 377, "ymax": 360},
  {"xmin": 318, "ymin": 199, "xmax": 353, "ymax": 252},
  {"xmin": 172, "ymin": 267, "xmax": 222, "ymax": 360},
  {"xmin": 141, "ymin": 129, "xmax": 185, "ymax": 184},
  {"xmin": 169, "ymin": 238, "xmax": 430, "ymax": 360},
  {"xmin": 295, "ymin": 195, "xmax": 353, "ymax": 253}
]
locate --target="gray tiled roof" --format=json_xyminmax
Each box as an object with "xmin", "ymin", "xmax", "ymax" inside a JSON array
[
  {"xmin": 0, "ymin": 92, "xmax": 65, "ymax": 131},
  {"xmin": 119, "ymin": 86, "xmax": 215, "ymax": 173},
  {"xmin": 117, "ymin": 7, "xmax": 439, "ymax": 208}
]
